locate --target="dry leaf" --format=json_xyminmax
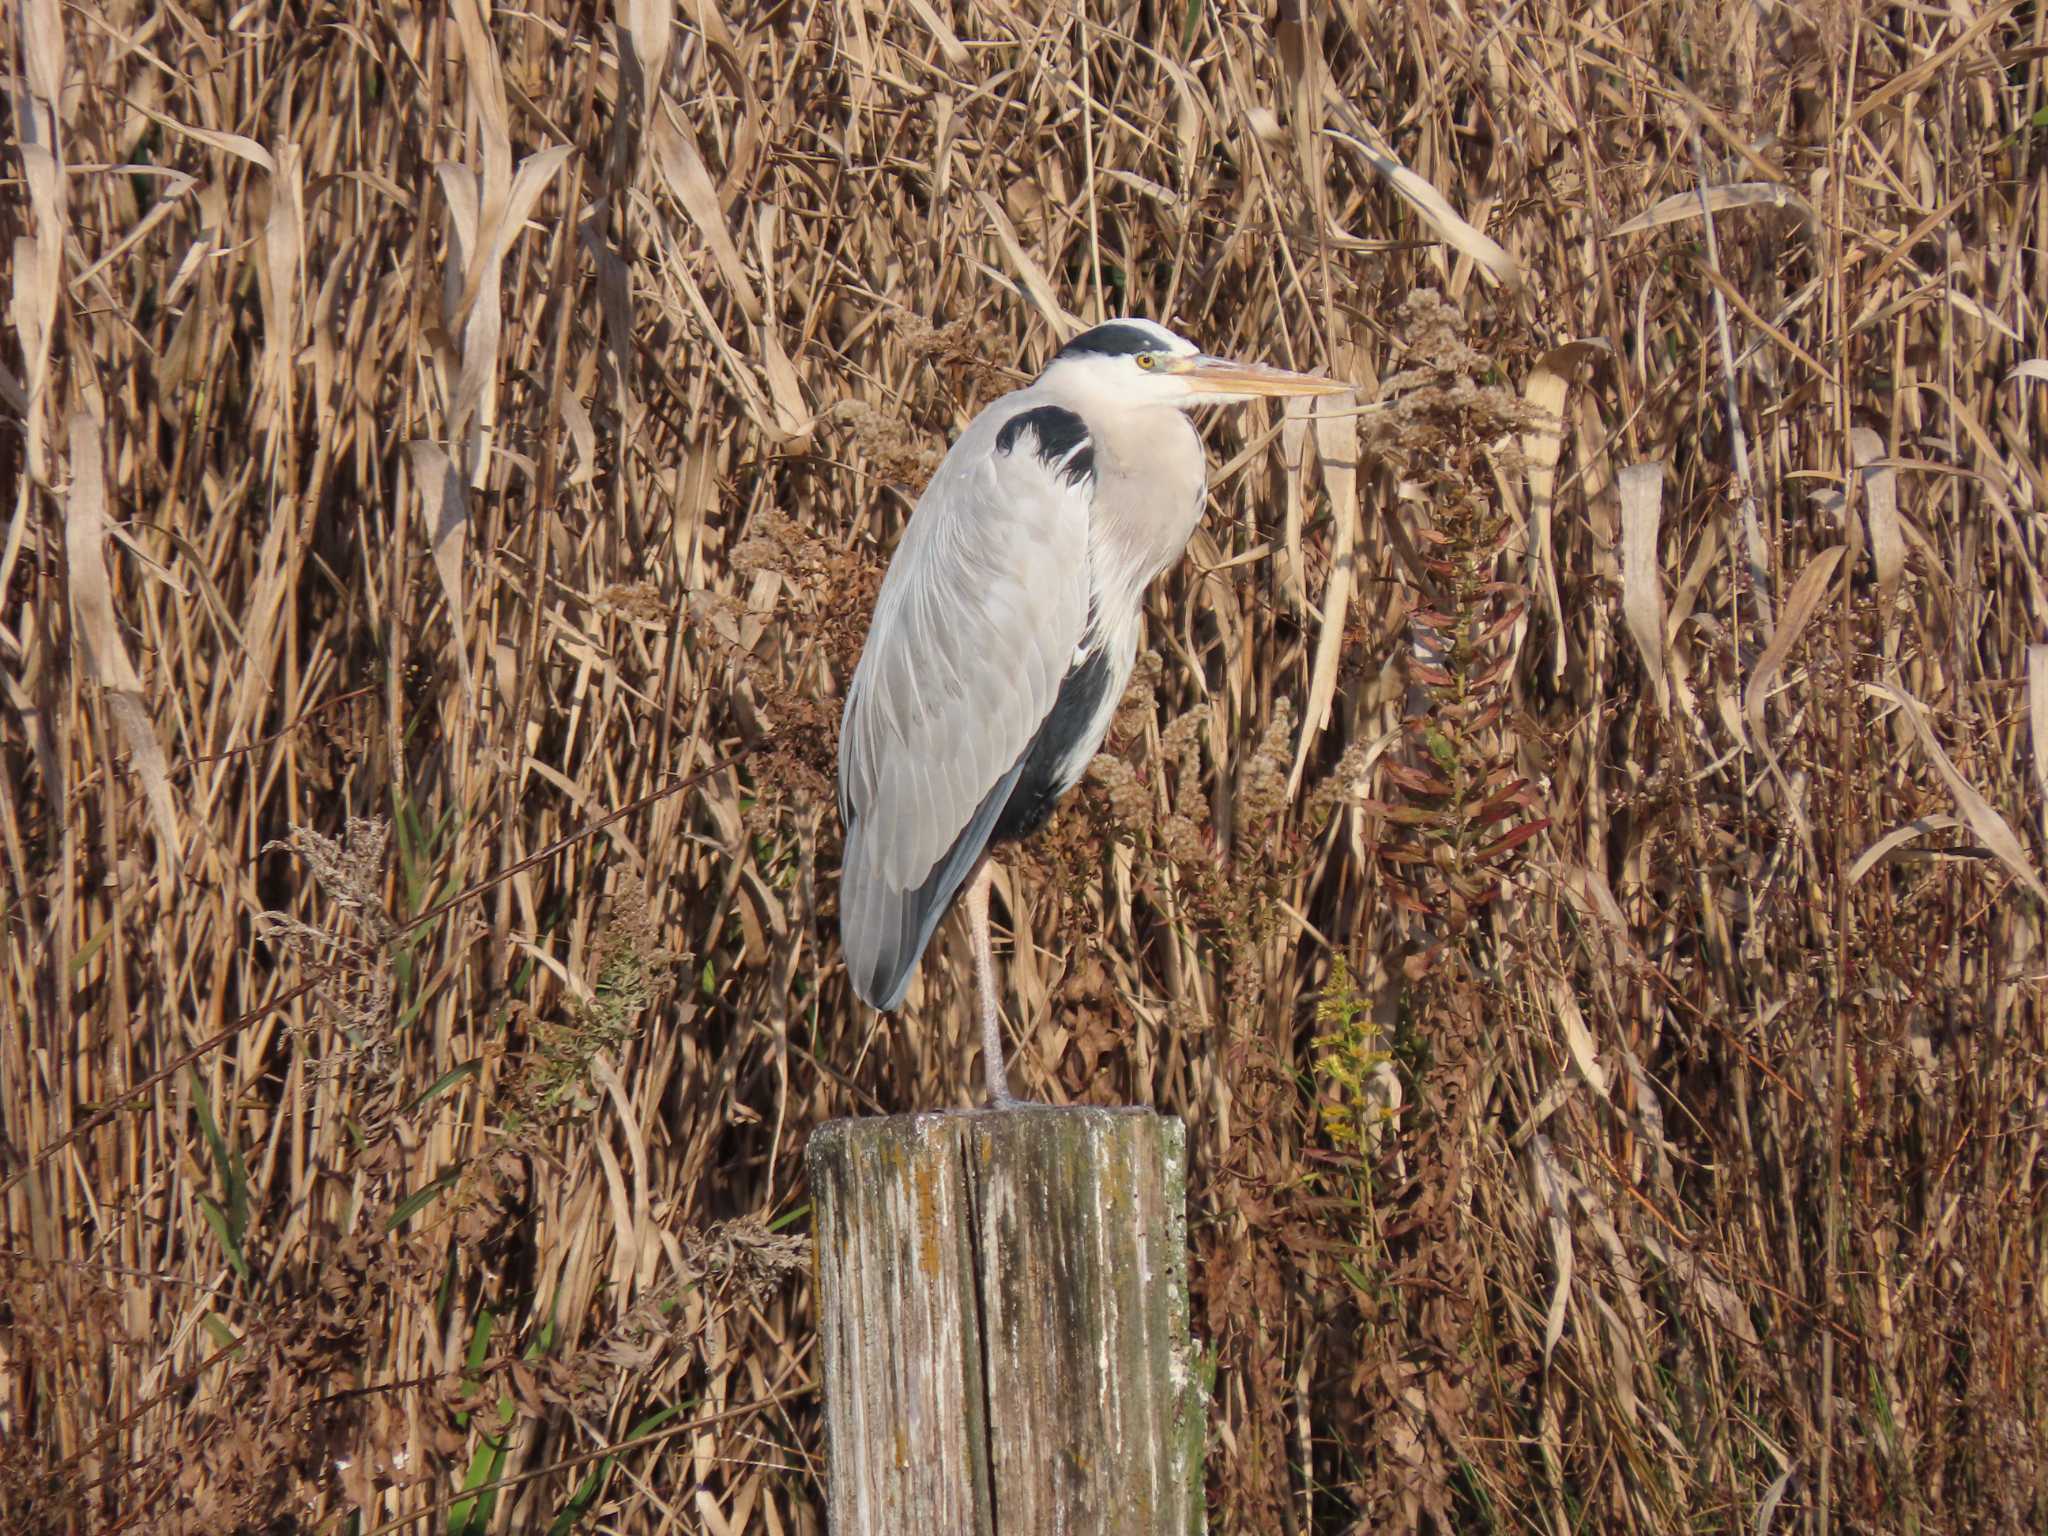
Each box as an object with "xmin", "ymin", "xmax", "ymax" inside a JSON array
[
  {"xmin": 138, "ymin": 111, "xmax": 276, "ymax": 172},
  {"xmin": 620, "ymin": 0, "xmax": 677, "ymax": 145},
  {"xmin": 1742, "ymin": 547, "xmax": 1842, "ymax": 751},
  {"xmin": 1847, "ymin": 815, "xmax": 1965, "ymax": 885},
  {"xmin": 1288, "ymin": 394, "xmax": 1360, "ymax": 797},
  {"xmin": 976, "ymin": 192, "xmax": 1083, "ymax": 336},
  {"xmin": 450, "ymin": 0, "xmax": 513, "ymax": 318},
  {"xmin": 13, "ymin": 13, "xmax": 67, "ymax": 483},
  {"xmin": 407, "ymin": 442, "xmax": 475, "ymax": 699},
  {"xmin": 1873, "ymin": 681, "xmax": 2048, "ymax": 904},
  {"xmin": 1324, "ymin": 119, "xmax": 1526, "ymax": 296},
  {"xmin": 1743, "ymin": 546, "xmax": 1843, "ymax": 858},
  {"xmin": 1940, "ymin": 286, "xmax": 2020, "ymax": 342},
  {"xmin": 2032, "ymin": 645, "xmax": 2048, "ymax": 823},
  {"xmin": 1847, "ymin": 427, "xmax": 1904, "ymax": 645},
  {"xmin": 1617, "ymin": 461, "xmax": 1668, "ymax": 707},
  {"xmin": 554, "ymin": 380, "xmax": 599, "ymax": 487},
  {"xmin": 257, "ymin": 141, "xmax": 304, "ymax": 410},
  {"xmin": 1607, "ymin": 181, "xmax": 1814, "ymax": 238},
  {"xmin": 652, "ymin": 105, "xmax": 764, "ymax": 322},
  {"xmin": 438, "ymin": 143, "xmax": 573, "ymax": 473},
  {"xmin": 1521, "ymin": 339, "xmax": 1610, "ymax": 680},
  {"xmin": 1278, "ymin": 397, "xmax": 1313, "ymax": 618},
  {"xmin": 74, "ymin": 167, "xmax": 199, "ymax": 287},
  {"xmin": 22, "ymin": 0, "xmax": 65, "ymax": 111},
  {"xmin": 902, "ymin": 0, "xmax": 969, "ymax": 66},
  {"xmin": 1553, "ymin": 980, "xmax": 1611, "ymax": 1102},
  {"xmin": 1530, "ymin": 1135, "xmax": 1574, "ymax": 1372},
  {"xmin": 65, "ymin": 413, "xmax": 181, "ymax": 857}
]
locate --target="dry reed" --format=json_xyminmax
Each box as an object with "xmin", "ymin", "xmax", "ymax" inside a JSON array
[{"xmin": 5, "ymin": 0, "xmax": 2047, "ymax": 1531}]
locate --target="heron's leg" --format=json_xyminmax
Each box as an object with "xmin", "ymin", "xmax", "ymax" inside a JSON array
[{"xmin": 961, "ymin": 854, "xmax": 1017, "ymax": 1106}]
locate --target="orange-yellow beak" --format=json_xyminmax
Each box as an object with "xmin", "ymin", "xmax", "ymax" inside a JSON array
[{"xmin": 1167, "ymin": 355, "xmax": 1351, "ymax": 398}]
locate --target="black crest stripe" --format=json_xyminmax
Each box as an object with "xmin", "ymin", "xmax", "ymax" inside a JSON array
[{"xmin": 1054, "ymin": 322, "xmax": 1168, "ymax": 360}]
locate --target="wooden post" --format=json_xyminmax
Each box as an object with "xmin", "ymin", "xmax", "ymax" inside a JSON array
[{"xmin": 808, "ymin": 1107, "xmax": 1203, "ymax": 1535}]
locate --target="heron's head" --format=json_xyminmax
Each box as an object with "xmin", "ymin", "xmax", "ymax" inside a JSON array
[{"xmin": 1042, "ymin": 318, "xmax": 1349, "ymax": 409}]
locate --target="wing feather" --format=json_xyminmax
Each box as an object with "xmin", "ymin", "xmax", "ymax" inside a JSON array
[{"xmin": 838, "ymin": 399, "xmax": 1092, "ymax": 1008}]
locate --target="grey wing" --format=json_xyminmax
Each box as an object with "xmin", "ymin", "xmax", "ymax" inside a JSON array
[{"xmin": 838, "ymin": 407, "xmax": 1092, "ymax": 1009}]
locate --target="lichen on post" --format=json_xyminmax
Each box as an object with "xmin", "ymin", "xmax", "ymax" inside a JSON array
[{"xmin": 809, "ymin": 1107, "xmax": 1203, "ymax": 1536}]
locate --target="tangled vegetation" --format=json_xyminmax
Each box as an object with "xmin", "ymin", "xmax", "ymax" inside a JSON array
[{"xmin": 5, "ymin": 0, "xmax": 2047, "ymax": 1531}]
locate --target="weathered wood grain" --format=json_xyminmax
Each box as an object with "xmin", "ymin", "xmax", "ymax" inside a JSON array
[{"xmin": 809, "ymin": 1107, "xmax": 1202, "ymax": 1535}]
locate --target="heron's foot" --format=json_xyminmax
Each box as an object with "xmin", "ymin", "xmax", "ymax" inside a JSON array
[
  {"xmin": 982, "ymin": 1051, "xmax": 1037, "ymax": 1108},
  {"xmin": 982, "ymin": 1068, "xmax": 1020, "ymax": 1108}
]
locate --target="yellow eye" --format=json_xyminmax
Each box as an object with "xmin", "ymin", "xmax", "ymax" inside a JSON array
[{"xmin": 1136, "ymin": 354, "xmax": 1156, "ymax": 370}]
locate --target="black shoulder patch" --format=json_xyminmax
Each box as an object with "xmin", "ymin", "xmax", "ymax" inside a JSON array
[
  {"xmin": 1055, "ymin": 322, "xmax": 1171, "ymax": 360},
  {"xmin": 995, "ymin": 404, "xmax": 1095, "ymax": 487}
]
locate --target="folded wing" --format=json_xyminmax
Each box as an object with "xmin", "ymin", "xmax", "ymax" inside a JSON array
[{"xmin": 838, "ymin": 403, "xmax": 1093, "ymax": 1009}]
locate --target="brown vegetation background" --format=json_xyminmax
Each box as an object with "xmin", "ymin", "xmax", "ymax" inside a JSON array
[{"xmin": 6, "ymin": 0, "xmax": 2048, "ymax": 1531}]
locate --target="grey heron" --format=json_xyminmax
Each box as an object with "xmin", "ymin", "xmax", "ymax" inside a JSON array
[{"xmin": 837, "ymin": 318, "xmax": 1347, "ymax": 1105}]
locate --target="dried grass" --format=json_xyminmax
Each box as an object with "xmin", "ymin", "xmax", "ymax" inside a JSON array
[{"xmin": 5, "ymin": 0, "xmax": 2048, "ymax": 1531}]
